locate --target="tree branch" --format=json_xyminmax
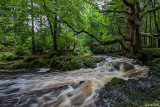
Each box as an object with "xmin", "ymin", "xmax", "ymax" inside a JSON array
[
  {"xmin": 140, "ymin": 5, "xmax": 160, "ymax": 19},
  {"xmin": 100, "ymin": 10, "xmax": 130, "ymax": 14},
  {"xmin": 140, "ymin": 32, "xmax": 160, "ymax": 38},
  {"xmin": 118, "ymin": 27, "xmax": 131, "ymax": 41},
  {"xmin": 42, "ymin": 0, "xmax": 131, "ymax": 47},
  {"xmin": 140, "ymin": 0, "xmax": 152, "ymax": 13},
  {"xmin": 122, "ymin": 0, "xmax": 134, "ymax": 9}
]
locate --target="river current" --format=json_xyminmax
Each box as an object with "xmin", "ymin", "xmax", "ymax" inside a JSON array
[{"xmin": 0, "ymin": 55, "xmax": 149, "ymax": 107}]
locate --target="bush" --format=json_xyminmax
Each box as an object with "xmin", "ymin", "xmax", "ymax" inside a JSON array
[
  {"xmin": 13, "ymin": 46, "xmax": 26, "ymax": 56},
  {"xmin": 75, "ymin": 46, "xmax": 91, "ymax": 53},
  {"xmin": 0, "ymin": 53, "xmax": 19, "ymax": 61},
  {"xmin": 0, "ymin": 44, "xmax": 5, "ymax": 52},
  {"xmin": 48, "ymin": 50, "xmax": 58, "ymax": 56}
]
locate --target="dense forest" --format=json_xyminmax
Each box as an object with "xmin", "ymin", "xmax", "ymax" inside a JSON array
[
  {"xmin": 0, "ymin": 0, "xmax": 160, "ymax": 107},
  {"xmin": 0, "ymin": 0, "xmax": 160, "ymax": 55}
]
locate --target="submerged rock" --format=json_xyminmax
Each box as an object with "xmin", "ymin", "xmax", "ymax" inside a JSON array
[{"xmin": 120, "ymin": 62, "xmax": 134, "ymax": 72}]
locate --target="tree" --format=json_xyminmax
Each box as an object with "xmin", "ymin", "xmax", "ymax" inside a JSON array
[{"xmin": 94, "ymin": 0, "xmax": 160, "ymax": 54}]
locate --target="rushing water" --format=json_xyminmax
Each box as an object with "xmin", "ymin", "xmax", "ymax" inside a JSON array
[{"xmin": 0, "ymin": 55, "xmax": 149, "ymax": 107}]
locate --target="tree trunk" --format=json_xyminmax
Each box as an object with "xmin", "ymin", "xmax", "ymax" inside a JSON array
[
  {"xmin": 72, "ymin": 35, "xmax": 79, "ymax": 52},
  {"xmin": 152, "ymin": 0, "xmax": 160, "ymax": 33},
  {"xmin": 130, "ymin": 24, "xmax": 135, "ymax": 54},
  {"xmin": 145, "ymin": 15, "xmax": 148, "ymax": 32},
  {"xmin": 118, "ymin": 41, "xmax": 128, "ymax": 52},
  {"xmin": 135, "ymin": 25, "xmax": 140, "ymax": 51},
  {"xmin": 152, "ymin": 0, "xmax": 160, "ymax": 47},
  {"xmin": 31, "ymin": 0, "xmax": 35, "ymax": 54},
  {"xmin": 42, "ymin": 0, "xmax": 58, "ymax": 51},
  {"xmin": 53, "ymin": 15, "xmax": 58, "ymax": 51},
  {"xmin": 46, "ymin": 15, "xmax": 56, "ymax": 51}
]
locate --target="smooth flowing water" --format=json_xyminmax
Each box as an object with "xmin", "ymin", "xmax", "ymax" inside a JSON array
[{"xmin": 0, "ymin": 55, "xmax": 149, "ymax": 107}]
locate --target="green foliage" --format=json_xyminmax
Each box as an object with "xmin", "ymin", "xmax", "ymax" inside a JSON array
[
  {"xmin": 0, "ymin": 53, "xmax": 19, "ymax": 61},
  {"xmin": 0, "ymin": 0, "xmax": 160, "ymax": 58},
  {"xmin": 48, "ymin": 50, "xmax": 58, "ymax": 56},
  {"xmin": 75, "ymin": 46, "xmax": 91, "ymax": 53},
  {"xmin": 0, "ymin": 44, "xmax": 5, "ymax": 52},
  {"xmin": 13, "ymin": 46, "xmax": 26, "ymax": 56}
]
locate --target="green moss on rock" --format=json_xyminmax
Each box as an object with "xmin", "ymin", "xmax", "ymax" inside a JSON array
[
  {"xmin": 49, "ymin": 55, "xmax": 105, "ymax": 71},
  {"xmin": 23, "ymin": 56, "xmax": 37, "ymax": 62},
  {"xmin": 1, "ymin": 55, "xmax": 105, "ymax": 71}
]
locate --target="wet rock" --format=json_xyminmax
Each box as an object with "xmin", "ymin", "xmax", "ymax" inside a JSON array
[
  {"xmin": 121, "ymin": 62, "xmax": 134, "ymax": 72},
  {"xmin": 109, "ymin": 67, "xmax": 115, "ymax": 72},
  {"xmin": 138, "ymin": 81, "xmax": 151, "ymax": 89},
  {"xmin": 96, "ymin": 68, "xmax": 160, "ymax": 107},
  {"xmin": 112, "ymin": 63, "xmax": 120, "ymax": 70},
  {"xmin": 79, "ymin": 81, "xmax": 85, "ymax": 85},
  {"xmin": 132, "ymin": 59, "xmax": 143, "ymax": 66},
  {"xmin": 122, "ymin": 69, "xmax": 136, "ymax": 77},
  {"xmin": 5, "ymin": 88, "xmax": 20, "ymax": 94},
  {"xmin": 80, "ymin": 62, "xmax": 86, "ymax": 68},
  {"xmin": 100, "ymin": 70, "xmax": 105, "ymax": 72},
  {"xmin": 71, "ymin": 81, "xmax": 85, "ymax": 89}
]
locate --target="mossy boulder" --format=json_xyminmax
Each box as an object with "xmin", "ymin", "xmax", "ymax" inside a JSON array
[
  {"xmin": 96, "ymin": 67, "xmax": 160, "ymax": 107},
  {"xmin": 9, "ymin": 57, "xmax": 50, "ymax": 69},
  {"xmin": 1, "ymin": 55, "xmax": 105, "ymax": 72},
  {"xmin": 49, "ymin": 55, "xmax": 105, "ymax": 71}
]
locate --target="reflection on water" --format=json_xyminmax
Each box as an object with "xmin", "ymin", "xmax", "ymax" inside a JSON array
[{"xmin": 0, "ymin": 56, "xmax": 149, "ymax": 107}]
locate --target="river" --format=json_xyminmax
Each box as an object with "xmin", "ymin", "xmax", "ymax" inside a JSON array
[{"xmin": 0, "ymin": 55, "xmax": 149, "ymax": 107}]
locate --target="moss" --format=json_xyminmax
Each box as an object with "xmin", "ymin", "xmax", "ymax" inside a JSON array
[
  {"xmin": 23, "ymin": 56, "xmax": 37, "ymax": 62},
  {"xmin": 9, "ymin": 57, "xmax": 50, "ymax": 69},
  {"xmin": 1, "ymin": 54, "xmax": 105, "ymax": 71},
  {"xmin": 84, "ymin": 57, "xmax": 94, "ymax": 68},
  {"xmin": 62, "ymin": 59, "xmax": 80, "ymax": 71},
  {"xmin": 0, "ymin": 60, "xmax": 17, "ymax": 69},
  {"xmin": 151, "ymin": 90, "xmax": 160, "ymax": 96},
  {"xmin": 92, "ymin": 57, "xmax": 105, "ymax": 63},
  {"xmin": 33, "ymin": 58, "xmax": 50, "ymax": 68},
  {"xmin": 110, "ymin": 77, "xmax": 126, "ymax": 85},
  {"xmin": 9, "ymin": 61, "xmax": 34, "ymax": 69},
  {"xmin": 116, "ymin": 101, "xmax": 140, "ymax": 107},
  {"xmin": 105, "ymin": 78, "xmax": 126, "ymax": 91},
  {"xmin": 49, "ymin": 56, "xmax": 80, "ymax": 71},
  {"xmin": 49, "ymin": 55, "xmax": 105, "ymax": 71}
]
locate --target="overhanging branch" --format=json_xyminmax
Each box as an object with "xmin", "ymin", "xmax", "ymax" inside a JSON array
[
  {"xmin": 140, "ymin": 32, "xmax": 160, "ymax": 38},
  {"xmin": 140, "ymin": 0, "xmax": 152, "ymax": 13},
  {"xmin": 100, "ymin": 10, "xmax": 130, "ymax": 15},
  {"xmin": 140, "ymin": 5, "xmax": 160, "ymax": 19},
  {"xmin": 122, "ymin": 0, "xmax": 134, "ymax": 9}
]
